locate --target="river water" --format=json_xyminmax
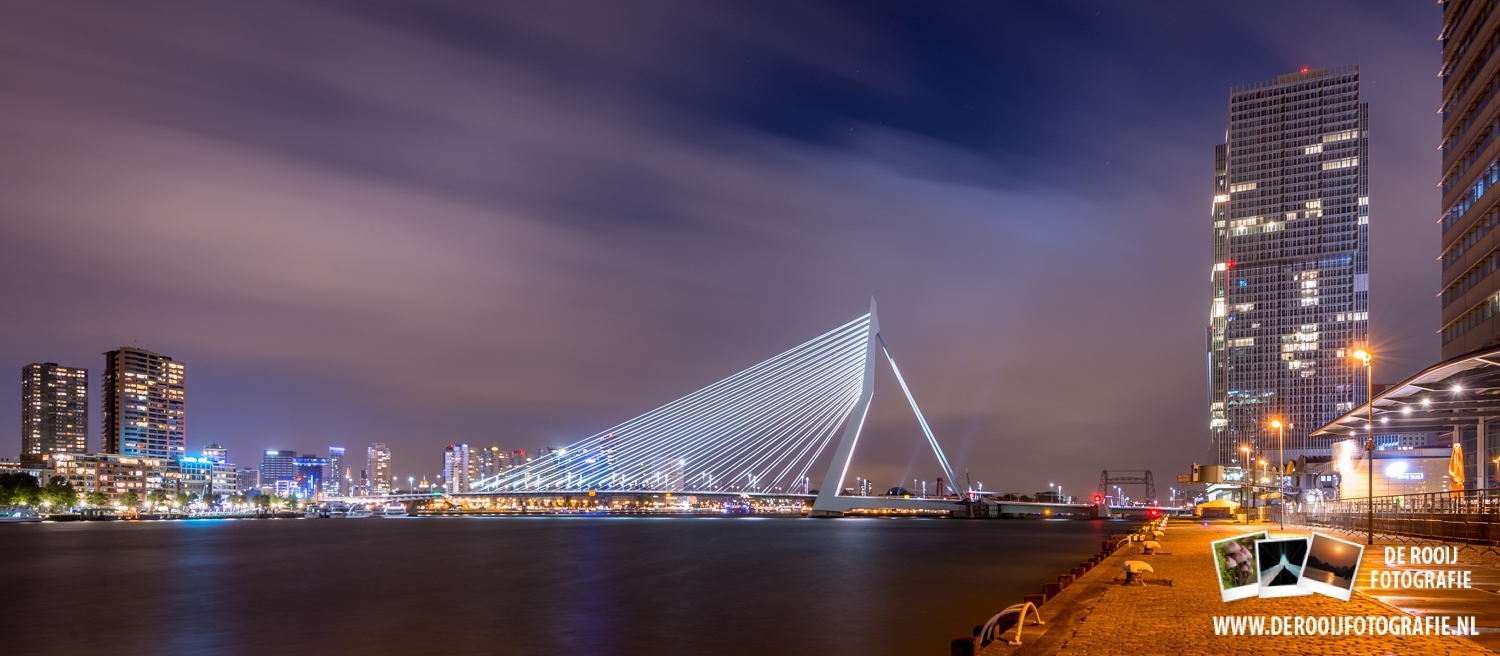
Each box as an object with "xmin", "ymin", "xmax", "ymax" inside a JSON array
[{"xmin": 0, "ymin": 516, "xmax": 1133, "ymax": 655}]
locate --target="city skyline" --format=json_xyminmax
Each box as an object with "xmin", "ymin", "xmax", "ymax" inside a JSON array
[{"xmin": 0, "ymin": 2, "xmax": 1446, "ymax": 497}]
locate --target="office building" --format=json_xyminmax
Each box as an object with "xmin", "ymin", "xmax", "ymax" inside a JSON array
[
  {"xmin": 1208, "ymin": 66, "xmax": 1370, "ymax": 466},
  {"xmin": 102, "ymin": 347, "xmax": 186, "ymax": 461},
  {"xmin": 235, "ymin": 468, "xmax": 259, "ymax": 494},
  {"xmin": 443, "ymin": 443, "xmax": 472, "ymax": 493},
  {"xmin": 293, "ymin": 456, "xmax": 328, "ymax": 499},
  {"xmin": 326, "ymin": 446, "xmax": 346, "ymax": 496},
  {"xmin": 21, "ymin": 363, "xmax": 88, "ymax": 466},
  {"xmin": 367, "ymin": 443, "xmax": 391, "ymax": 495},
  {"xmin": 173, "ymin": 456, "xmax": 214, "ymax": 499},
  {"xmin": 260, "ymin": 450, "xmax": 297, "ymax": 492},
  {"xmin": 203, "ymin": 443, "xmax": 228, "ymax": 464}
]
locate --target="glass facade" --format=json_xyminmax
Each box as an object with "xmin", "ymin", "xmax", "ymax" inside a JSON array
[{"xmin": 1208, "ymin": 66, "xmax": 1370, "ymax": 466}]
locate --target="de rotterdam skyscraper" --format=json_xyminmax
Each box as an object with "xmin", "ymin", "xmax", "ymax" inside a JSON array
[{"xmin": 1208, "ymin": 66, "xmax": 1370, "ymax": 467}]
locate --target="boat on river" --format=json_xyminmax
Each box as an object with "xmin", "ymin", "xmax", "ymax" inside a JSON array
[{"xmin": 0, "ymin": 508, "xmax": 43, "ymax": 523}]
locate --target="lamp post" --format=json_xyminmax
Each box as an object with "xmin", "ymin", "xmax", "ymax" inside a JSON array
[
  {"xmin": 1352, "ymin": 348, "xmax": 1374, "ymax": 545},
  {"xmin": 1240, "ymin": 445, "xmax": 1251, "ymax": 513},
  {"xmin": 1270, "ymin": 419, "xmax": 1285, "ymax": 531}
]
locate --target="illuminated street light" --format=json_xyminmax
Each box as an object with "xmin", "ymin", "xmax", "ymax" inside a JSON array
[
  {"xmin": 1351, "ymin": 347, "xmax": 1374, "ymax": 546},
  {"xmin": 1270, "ymin": 418, "xmax": 1286, "ymax": 530}
]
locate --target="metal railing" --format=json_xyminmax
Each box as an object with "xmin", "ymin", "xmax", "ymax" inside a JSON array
[{"xmin": 1284, "ymin": 486, "xmax": 1500, "ymax": 548}]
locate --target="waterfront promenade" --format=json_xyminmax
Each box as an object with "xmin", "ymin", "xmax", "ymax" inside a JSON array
[{"xmin": 980, "ymin": 521, "xmax": 1497, "ymax": 655}]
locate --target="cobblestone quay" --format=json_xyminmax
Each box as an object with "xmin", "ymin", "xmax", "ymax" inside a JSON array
[{"xmin": 979, "ymin": 521, "xmax": 1493, "ymax": 656}]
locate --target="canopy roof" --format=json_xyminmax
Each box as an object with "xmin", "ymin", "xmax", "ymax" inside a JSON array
[{"xmin": 1312, "ymin": 345, "xmax": 1500, "ymax": 438}]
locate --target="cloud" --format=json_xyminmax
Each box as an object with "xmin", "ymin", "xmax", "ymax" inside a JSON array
[{"xmin": 0, "ymin": 1, "xmax": 1442, "ymax": 495}]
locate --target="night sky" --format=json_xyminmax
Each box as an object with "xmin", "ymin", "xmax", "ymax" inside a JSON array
[{"xmin": 0, "ymin": 2, "xmax": 1443, "ymax": 497}]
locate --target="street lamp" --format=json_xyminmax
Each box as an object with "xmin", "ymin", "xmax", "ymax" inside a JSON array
[
  {"xmin": 1240, "ymin": 445, "xmax": 1252, "ymax": 512},
  {"xmin": 1352, "ymin": 348, "xmax": 1374, "ymax": 545},
  {"xmin": 1270, "ymin": 418, "xmax": 1285, "ymax": 530}
]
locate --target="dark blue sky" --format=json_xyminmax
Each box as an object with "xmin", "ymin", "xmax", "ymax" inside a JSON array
[{"xmin": 0, "ymin": 1, "xmax": 1443, "ymax": 496}]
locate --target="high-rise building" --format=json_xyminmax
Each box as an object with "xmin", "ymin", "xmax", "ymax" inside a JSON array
[
  {"xmin": 293, "ymin": 456, "xmax": 328, "ymax": 499},
  {"xmin": 1440, "ymin": 5, "xmax": 1500, "ymax": 356},
  {"xmin": 326, "ymin": 447, "xmax": 346, "ymax": 496},
  {"xmin": 260, "ymin": 450, "xmax": 297, "ymax": 491},
  {"xmin": 443, "ymin": 443, "xmax": 472, "ymax": 493},
  {"xmin": 367, "ymin": 443, "xmax": 391, "ymax": 495},
  {"xmin": 102, "ymin": 347, "xmax": 186, "ymax": 461},
  {"xmin": 477, "ymin": 446, "xmax": 507, "ymax": 482},
  {"xmin": 1208, "ymin": 66, "xmax": 1370, "ymax": 467},
  {"xmin": 21, "ymin": 363, "xmax": 88, "ymax": 466},
  {"xmin": 1437, "ymin": 4, "xmax": 1500, "ymax": 487}
]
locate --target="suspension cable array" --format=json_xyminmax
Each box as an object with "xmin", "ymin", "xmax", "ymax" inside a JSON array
[{"xmin": 473, "ymin": 314, "xmax": 872, "ymax": 494}]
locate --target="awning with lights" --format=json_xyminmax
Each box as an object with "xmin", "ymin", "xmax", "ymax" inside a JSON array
[{"xmin": 1311, "ymin": 345, "xmax": 1500, "ymax": 439}]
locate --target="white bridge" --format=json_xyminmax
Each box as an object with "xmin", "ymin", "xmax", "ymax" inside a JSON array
[{"xmin": 468, "ymin": 299, "xmax": 973, "ymax": 516}]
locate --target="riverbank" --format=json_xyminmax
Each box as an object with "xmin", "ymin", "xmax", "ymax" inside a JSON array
[{"xmin": 977, "ymin": 520, "xmax": 1496, "ymax": 655}]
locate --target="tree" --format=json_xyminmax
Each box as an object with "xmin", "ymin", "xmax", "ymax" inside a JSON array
[
  {"xmin": 40, "ymin": 476, "xmax": 78, "ymax": 509},
  {"xmin": 119, "ymin": 492, "xmax": 140, "ymax": 508},
  {"xmin": 0, "ymin": 472, "xmax": 42, "ymax": 507},
  {"xmin": 84, "ymin": 491, "xmax": 107, "ymax": 507},
  {"xmin": 145, "ymin": 490, "xmax": 168, "ymax": 507}
]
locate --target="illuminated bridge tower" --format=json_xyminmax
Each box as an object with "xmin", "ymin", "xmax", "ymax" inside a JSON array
[{"xmin": 1208, "ymin": 66, "xmax": 1370, "ymax": 467}]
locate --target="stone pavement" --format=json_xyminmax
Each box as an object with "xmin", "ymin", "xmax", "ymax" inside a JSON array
[{"xmin": 978, "ymin": 520, "xmax": 1495, "ymax": 656}]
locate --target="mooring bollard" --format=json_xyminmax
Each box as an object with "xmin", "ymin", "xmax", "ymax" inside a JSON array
[
  {"xmin": 1121, "ymin": 560, "xmax": 1154, "ymax": 585},
  {"xmin": 1059, "ymin": 573, "xmax": 1075, "ymax": 587},
  {"xmin": 950, "ymin": 636, "xmax": 976, "ymax": 656},
  {"xmin": 1043, "ymin": 582, "xmax": 1061, "ymax": 600},
  {"xmin": 1025, "ymin": 593, "xmax": 1046, "ymax": 608}
]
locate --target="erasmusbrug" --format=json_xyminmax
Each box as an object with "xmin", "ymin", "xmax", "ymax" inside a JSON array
[{"xmin": 471, "ymin": 298, "xmax": 963, "ymax": 514}]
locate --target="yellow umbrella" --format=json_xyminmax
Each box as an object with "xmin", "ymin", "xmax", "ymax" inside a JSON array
[{"xmin": 1449, "ymin": 444, "xmax": 1465, "ymax": 492}]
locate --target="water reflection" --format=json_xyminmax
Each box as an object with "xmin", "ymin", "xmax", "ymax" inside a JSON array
[{"xmin": 0, "ymin": 517, "xmax": 1127, "ymax": 656}]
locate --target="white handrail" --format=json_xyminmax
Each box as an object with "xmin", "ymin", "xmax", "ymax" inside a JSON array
[{"xmin": 979, "ymin": 601, "xmax": 1043, "ymax": 647}]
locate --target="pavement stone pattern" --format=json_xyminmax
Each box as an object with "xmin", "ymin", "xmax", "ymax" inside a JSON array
[{"xmin": 990, "ymin": 521, "xmax": 1494, "ymax": 656}]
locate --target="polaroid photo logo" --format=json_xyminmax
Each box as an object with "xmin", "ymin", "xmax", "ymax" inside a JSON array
[
  {"xmin": 1211, "ymin": 531, "xmax": 1266, "ymax": 602},
  {"xmin": 1210, "ymin": 535, "xmax": 1480, "ymax": 637},
  {"xmin": 1212, "ymin": 531, "xmax": 1365, "ymax": 602}
]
